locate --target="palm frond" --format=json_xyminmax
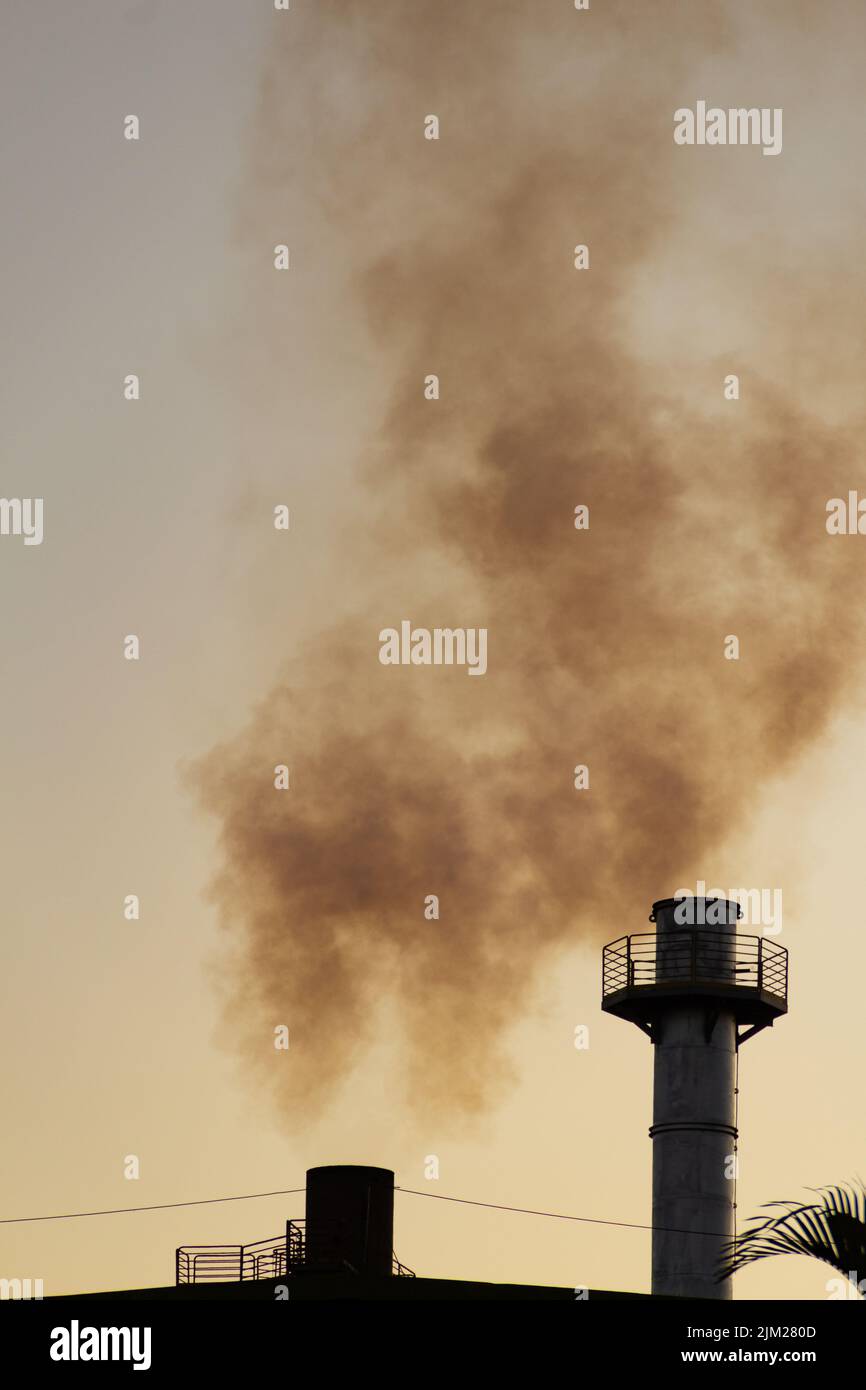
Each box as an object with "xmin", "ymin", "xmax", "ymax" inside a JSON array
[{"xmin": 719, "ymin": 1181, "xmax": 866, "ymax": 1291}]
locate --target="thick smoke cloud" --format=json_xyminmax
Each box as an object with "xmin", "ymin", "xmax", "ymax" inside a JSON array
[{"xmin": 188, "ymin": 2, "xmax": 866, "ymax": 1122}]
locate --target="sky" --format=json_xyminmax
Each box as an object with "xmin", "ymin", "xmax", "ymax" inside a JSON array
[{"xmin": 1, "ymin": 0, "xmax": 865, "ymax": 1300}]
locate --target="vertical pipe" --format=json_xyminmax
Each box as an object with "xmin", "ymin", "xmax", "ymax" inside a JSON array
[
  {"xmin": 758, "ymin": 934, "xmax": 763, "ymax": 992},
  {"xmin": 305, "ymin": 1166, "xmax": 395, "ymax": 1276}
]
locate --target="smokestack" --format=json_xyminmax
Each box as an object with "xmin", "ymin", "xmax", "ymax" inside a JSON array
[
  {"xmin": 602, "ymin": 897, "xmax": 788, "ymax": 1299},
  {"xmin": 303, "ymin": 1165, "xmax": 395, "ymax": 1277}
]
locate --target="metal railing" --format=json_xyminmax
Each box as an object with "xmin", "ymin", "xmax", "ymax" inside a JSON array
[
  {"xmin": 602, "ymin": 930, "xmax": 788, "ymax": 1005},
  {"xmin": 176, "ymin": 1219, "xmax": 415, "ymax": 1285},
  {"xmin": 175, "ymin": 1233, "xmax": 288, "ymax": 1285}
]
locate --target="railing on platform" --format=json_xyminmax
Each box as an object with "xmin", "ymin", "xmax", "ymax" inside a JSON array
[
  {"xmin": 176, "ymin": 1219, "xmax": 415, "ymax": 1286},
  {"xmin": 602, "ymin": 930, "xmax": 788, "ymax": 1005},
  {"xmin": 175, "ymin": 1233, "xmax": 288, "ymax": 1285}
]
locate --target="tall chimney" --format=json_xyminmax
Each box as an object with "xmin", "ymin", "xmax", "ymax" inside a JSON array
[
  {"xmin": 602, "ymin": 896, "xmax": 788, "ymax": 1299},
  {"xmin": 303, "ymin": 1165, "xmax": 395, "ymax": 1276}
]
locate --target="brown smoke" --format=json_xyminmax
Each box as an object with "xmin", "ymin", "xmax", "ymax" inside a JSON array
[{"xmin": 188, "ymin": 2, "xmax": 866, "ymax": 1123}]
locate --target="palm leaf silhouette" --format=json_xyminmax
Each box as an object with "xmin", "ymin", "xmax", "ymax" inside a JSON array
[{"xmin": 719, "ymin": 1182, "xmax": 866, "ymax": 1293}]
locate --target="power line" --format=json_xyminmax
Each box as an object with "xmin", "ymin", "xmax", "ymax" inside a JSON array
[
  {"xmin": 0, "ymin": 1183, "xmax": 729, "ymax": 1240},
  {"xmin": 0, "ymin": 1187, "xmax": 306, "ymax": 1226},
  {"xmin": 395, "ymin": 1187, "xmax": 730, "ymax": 1240}
]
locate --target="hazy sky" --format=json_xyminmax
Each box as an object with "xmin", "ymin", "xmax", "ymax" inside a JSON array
[{"xmin": 2, "ymin": 1, "xmax": 865, "ymax": 1300}]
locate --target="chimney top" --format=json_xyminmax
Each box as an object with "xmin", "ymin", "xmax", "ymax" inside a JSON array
[{"xmin": 650, "ymin": 895, "xmax": 742, "ymax": 923}]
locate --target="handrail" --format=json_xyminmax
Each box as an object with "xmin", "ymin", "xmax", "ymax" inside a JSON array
[
  {"xmin": 602, "ymin": 929, "xmax": 788, "ymax": 1007},
  {"xmin": 176, "ymin": 1219, "xmax": 415, "ymax": 1285},
  {"xmin": 175, "ymin": 1234, "xmax": 290, "ymax": 1284}
]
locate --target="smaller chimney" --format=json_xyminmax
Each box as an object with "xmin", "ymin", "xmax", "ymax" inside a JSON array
[
  {"xmin": 601, "ymin": 896, "xmax": 788, "ymax": 1299},
  {"xmin": 303, "ymin": 1165, "xmax": 395, "ymax": 1276}
]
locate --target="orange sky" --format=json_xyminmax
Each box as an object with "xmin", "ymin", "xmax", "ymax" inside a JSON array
[{"xmin": 2, "ymin": 1, "xmax": 865, "ymax": 1301}]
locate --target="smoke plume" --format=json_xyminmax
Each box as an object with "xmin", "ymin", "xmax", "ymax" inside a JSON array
[{"xmin": 188, "ymin": 2, "xmax": 866, "ymax": 1122}]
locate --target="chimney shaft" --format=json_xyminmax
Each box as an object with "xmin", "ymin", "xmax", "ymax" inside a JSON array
[
  {"xmin": 304, "ymin": 1165, "xmax": 394, "ymax": 1276},
  {"xmin": 650, "ymin": 898, "xmax": 738, "ymax": 1299}
]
